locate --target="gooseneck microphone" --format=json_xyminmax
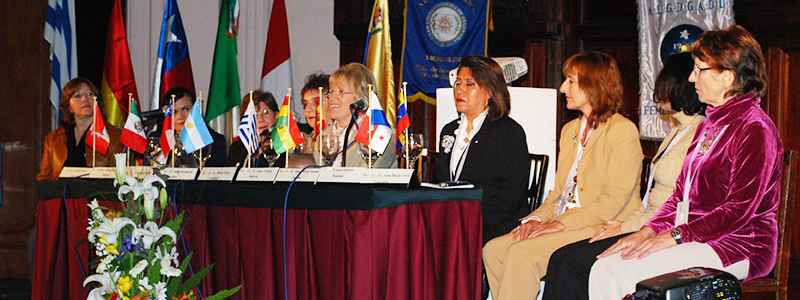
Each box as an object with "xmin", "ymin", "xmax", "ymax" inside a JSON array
[{"xmin": 342, "ymin": 98, "xmax": 368, "ymax": 166}]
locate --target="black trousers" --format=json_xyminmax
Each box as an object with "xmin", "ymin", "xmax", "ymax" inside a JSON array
[{"xmin": 542, "ymin": 233, "xmax": 633, "ymax": 300}]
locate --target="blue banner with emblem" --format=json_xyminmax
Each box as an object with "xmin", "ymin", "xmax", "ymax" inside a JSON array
[{"xmin": 400, "ymin": 0, "xmax": 488, "ymax": 105}]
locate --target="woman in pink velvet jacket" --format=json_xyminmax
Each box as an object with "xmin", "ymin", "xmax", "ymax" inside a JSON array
[{"xmin": 589, "ymin": 25, "xmax": 784, "ymax": 300}]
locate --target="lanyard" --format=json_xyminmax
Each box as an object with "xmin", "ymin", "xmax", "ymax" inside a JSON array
[
  {"xmin": 641, "ymin": 124, "xmax": 693, "ymax": 210},
  {"xmin": 682, "ymin": 125, "xmax": 728, "ymax": 203}
]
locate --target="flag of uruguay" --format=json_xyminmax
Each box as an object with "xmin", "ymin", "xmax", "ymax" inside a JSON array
[
  {"xmin": 237, "ymin": 100, "xmax": 259, "ymax": 155},
  {"xmin": 44, "ymin": 0, "xmax": 78, "ymax": 110},
  {"xmin": 180, "ymin": 101, "xmax": 213, "ymax": 154}
]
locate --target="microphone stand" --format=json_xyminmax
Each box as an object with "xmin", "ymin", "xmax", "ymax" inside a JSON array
[{"xmin": 341, "ymin": 110, "xmax": 359, "ymax": 166}]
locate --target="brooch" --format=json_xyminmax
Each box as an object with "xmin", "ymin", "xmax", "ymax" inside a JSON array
[
  {"xmin": 442, "ymin": 135, "xmax": 455, "ymax": 154},
  {"xmin": 572, "ymin": 132, "xmax": 578, "ymax": 144}
]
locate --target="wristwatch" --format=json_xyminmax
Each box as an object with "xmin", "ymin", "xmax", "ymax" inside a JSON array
[{"xmin": 670, "ymin": 227, "xmax": 683, "ymax": 245}]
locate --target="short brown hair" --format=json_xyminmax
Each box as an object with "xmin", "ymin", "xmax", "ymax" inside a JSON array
[
  {"xmin": 330, "ymin": 63, "xmax": 376, "ymax": 101},
  {"xmin": 691, "ymin": 25, "xmax": 767, "ymax": 98},
  {"xmin": 59, "ymin": 77, "xmax": 102, "ymax": 126},
  {"xmin": 239, "ymin": 90, "xmax": 278, "ymax": 118},
  {"xmin": 562, "ymin": 51, "xmax": 623, "ymax": 128},
  {"xmin": 456, "ymin": 55, "xmax": 511, "ymax": 121}
]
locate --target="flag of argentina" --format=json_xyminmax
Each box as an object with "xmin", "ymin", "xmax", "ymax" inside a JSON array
[{"xmin": 180, "ymin": 101, "xmax": 213, "ymax": 153}]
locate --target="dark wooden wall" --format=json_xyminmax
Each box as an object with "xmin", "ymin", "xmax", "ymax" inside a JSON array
[{"xmin": 1, "ymin": 0, "xmax": 798, "ymax": 280}]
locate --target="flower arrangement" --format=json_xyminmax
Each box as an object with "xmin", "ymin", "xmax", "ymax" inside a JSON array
[{"xmin": 84, "ymin": 154, "xmax": 240, "ymax": 300}]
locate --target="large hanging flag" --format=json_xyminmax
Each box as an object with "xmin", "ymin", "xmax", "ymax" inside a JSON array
[
  {"xmin": 395, "ymin": 89, "xmax": 410, "ymax": 151},
  {"xmin": 151, "ymin": 0, "xmax": 195, "ymax": 110},
  {"xmin": 271, "ymin": 94, "xmax": 304, "ymax": 155},
  {"xmin": 400, "ymin": 0, "xmax": 488, "ymax": 104},
  {"xmin": 206, "ymin": 0, "xmax": 241, "ymax": 122},
  {"xmin": 44, "ymin": 0, "xmax": 78, "ymax": 110},
  {"xmin": 121, "ymin": 99, "xmax": 147, "ymax": 154},
  {"xmin": 355, "ymin": 92, "xmax": 392, "ymax": 154},
  {"xmin": 180, "ymin": 100, "xmax": 213, "ymax": 154},
  {"xmin": 260, "ymin": 0, "xmax": 292, "ymax": 97},
  {"xmin": 85, "ymin": 104, "xmax": 110, "ymax": 156},
  {"xmin": 101, "ymin": 0, "xmax": 140, "ymax": 128},
  {"xmin": 160, "ymin": 102, "xmax": 175, "ymax": 156},
  {"xmin": 637, "ymin": 0, "xmax": 733, "ymax": 139},
  {"xmin": 237, "ymin": 99, "xmax": 259, "ymax": 155},
  {"xmin": 364, "ymin": 0, "xmax": 396, "ymax": 127}
]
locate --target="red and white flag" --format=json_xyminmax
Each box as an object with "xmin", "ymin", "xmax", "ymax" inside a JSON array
[
  {"xmin": 260, "ymin": 0, "xmax": 292, "ymax": 95},
  {"xmin": 85, "ymin": 104, "xmax": 110, "ymax": 156},
  {"xmin": 160, "ymin": 102, "xmax": 175, "ymax": 156},
  {"xmin": 121, "ymin": 99, "xmax": 147, "ymax": 154}
]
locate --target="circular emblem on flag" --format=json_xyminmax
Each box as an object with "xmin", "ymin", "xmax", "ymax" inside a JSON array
[
  {"xmin": 425, "ymin": 2, "xmax": 467, "ymax": 47},
  {"xmin": 660, "ymin": 24, "xmax": 704, "ymax": 63}
]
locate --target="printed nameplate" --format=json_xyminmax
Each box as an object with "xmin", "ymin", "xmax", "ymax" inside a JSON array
[
  {"xmin": 161, "ymin": 168, "xmax": 198, "ymax": 180},
  {"xmin": 360, "ymin": 169, "xmax": 415, "ymax": 184},
  {"xmin": 236, "ymin": 168, "xmax": 279, "ymax": 182},
  {"xmin": 59, "ymin": 167, "xmax": 94, "ymax": 179},
  {"xmin": 275, "ymin": 168, "xmax": 320, "ymax": 182},
  {"xmin": 197, "ymin": 167, "xmax": 237, "ymax": 181},
  {"xmin": 124, "ymin": 166, "xmax": 154, "ymax": 178},
  {"xmin": 85, "ymin": 167, "xmax": 117, "ymax": 179},
  {"xmin": 316, "ymin": 167, "xmax": 366, "ymax": 183}
]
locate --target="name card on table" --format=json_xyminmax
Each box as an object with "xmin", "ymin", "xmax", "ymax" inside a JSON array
[
  {"xmin": 275, "ymin": 168, "xmax": 320, "ymax": 182},
  {"xmin": 196, "ymin": 167, "xmax": 237, "ymax": 181},
  {"xmin": 83, "ymin": 167, "xmax": 117, "ymax": 179},
  {"xmin": 236, "ymin": 168, "xmax": 279, "ymax": 182},
  {"xmin": 317, "ymin": 167, "xmax": 367, "ymax": 183},
  {"xmin": 59, "ymin": 167, "xmax": 94, "ymax": 179},
  {"xmin": 360, "ymin": 168, "xmax": 415, "ymax": 184},
  {"xmin": 125, "ymin": 166, "xmax": 154, "ymax": 178},
  {"xmin": 161, "ymin": 168, "xmax": 198, "ymax": 180}
]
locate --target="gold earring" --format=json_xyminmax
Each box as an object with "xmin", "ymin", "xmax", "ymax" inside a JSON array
[{"xmin": 485, "ymin": 99, "xmax": 489, "ymax": 106}]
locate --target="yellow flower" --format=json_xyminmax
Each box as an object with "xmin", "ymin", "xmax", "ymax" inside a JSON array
[
  {"xmin": 105, "ymin": 243, "xmax": 119, "ymax": 255},
  {"xmin": 99, "ymin": 235, "xmax": 107, "ymax": 245},
  {"xmin": 117, "ymin": 276, "xmax": 133, "ymax": 294}
]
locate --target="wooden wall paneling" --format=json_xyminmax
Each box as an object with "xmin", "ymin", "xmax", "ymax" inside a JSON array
[{"xmin": 0, "ymin": 0, "xmax": 53, "ymax": 279}]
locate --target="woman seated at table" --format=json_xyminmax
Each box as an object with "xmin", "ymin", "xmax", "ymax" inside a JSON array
[
  {"xmin": 226, "ymin": 90, "xmax": 280, "ymax": 167},
  {"xmin": 160, "ymin": 87, "xmax": 227, "ymax": 167},
  {"xmin": 317, "ymin": 63, "xmax": 397, "ymax": 168},
  {"xmin": 299, "ymin": 72, "xmax": 330, "ymax": 154},
  {"xmin": 543, "ymin": 51, "xmax": 706, "ymax": 300},
  {"xmin": 37, "ymin": 77, "xmax": 124, "ymax": 180},
  {"xmin": 483, "ymin": 51, "xmax": 643, "ymax": 299},
  {"xmin": 588, "ymin": 25, "xmax": 783, "ymax": 300},
  {"xmin": 432, "ymin": 55, "xmax": 530, "ymax": 245}
]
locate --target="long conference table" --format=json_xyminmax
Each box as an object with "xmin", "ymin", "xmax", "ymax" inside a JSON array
[{"xmin": 33, "ymin": 178, "xmax": 483, "ymax": 299}]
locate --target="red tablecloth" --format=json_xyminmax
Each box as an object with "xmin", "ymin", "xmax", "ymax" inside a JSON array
[{"xmin": 33, "ymin": 185, "xmax": 482, "ymax": 299}]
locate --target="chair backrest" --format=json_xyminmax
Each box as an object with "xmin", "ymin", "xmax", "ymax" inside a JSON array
[
  {"xmin": 770, "ymin": 150, "xmax": 797, "ymax": 290},
  {"xmin": 423, "ymin": 150, "xmax": 439, "ymax": 183},
  {"xmin": 529, "ymin": 153, "xmax": 549, "ymax": 212}
]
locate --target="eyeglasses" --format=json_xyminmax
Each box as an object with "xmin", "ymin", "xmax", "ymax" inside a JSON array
[
  {"xmin": 325, "ymin": 88, "xmax": 353, "ymax": 98},
  {"xmin": 256, "ymin": 109, "xmax": 271, "ymax": 116},
  {"xmin": 693, "ymin": 67, "xmax": 713, "ymax": 75},
  {"xmin": 71, "ymin": 91, "xmax": 95, "ymax": 100}
]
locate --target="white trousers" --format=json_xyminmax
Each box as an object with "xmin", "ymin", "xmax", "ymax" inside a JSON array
[{"xmin": 588, "ymin": 242, "xmax": 749, "ymax": 300}]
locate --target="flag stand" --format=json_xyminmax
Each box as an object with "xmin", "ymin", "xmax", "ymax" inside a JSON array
[
  {"xmin": 285, "ymin": 88, "xmax": 292, "ymax": 168},
  {"xmin": 403, "ymin": 83, "xmax": 409, "ymax": 169},
  {"xmin": 126, "ymin": 93, "xmax": 133, "ymax": 165},
  {"xmin": 367, "ymin": 84, "xmax": 373, "ymax": 169},
  {"xmin": 317, "ymin": 87, "xmax": 323, "ymax": 165},
  {"xmin": 198, "ymin": 91, "xmax": 204, "ymax": 171},
  {"xmin": 92, "ymin": 96, "xmax": 98, "ymax": 167},
  {"xmin": 170, "ymin": 95, "xmax": 176, "ymax": 168}
]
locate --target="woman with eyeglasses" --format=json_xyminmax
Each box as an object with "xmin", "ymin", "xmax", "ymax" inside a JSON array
[
  {"xmin": 318, "ymin": 62, "xmax": 397, "ymax": 168},
  {"xmin": 37, "ymin": 77, "xmax": 124, "ymax": 180},
  {"xmin": 588, "ymin": 25, "xmax": 783, "ymax": 300},
  {"xmin": 226, "ymin": 90, "xmax": 281, "ymax": 167}
]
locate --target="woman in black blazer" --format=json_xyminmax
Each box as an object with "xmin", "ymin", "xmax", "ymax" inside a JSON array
[{"xmin": 433, "ymin": 55, "xmax": 530, "ymax": 244}]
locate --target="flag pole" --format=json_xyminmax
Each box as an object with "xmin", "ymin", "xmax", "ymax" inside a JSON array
[
  {"xmin": 403, "ymin": 83, "xmax": 409, "ymax": 169},
  {"xmin": 367, "ymin": 84, "xmax": 373, "ymax": 168},
  {"xmin": 248, "ymin": 90, "xmax": 253, "ymax": 168},
  {"xmin": 170, "ymin": 95, "xmax": 176, "ymax": 168},
  {"xmin": 285, "ymin": 88, "xmax": 292, "ymax": 167},
  {"xmin": 198, "ymin": 91, "xmax": 204, "ymax": 171},
  {"xmin": 126, "ymin": 93, "xmax": 133, "ymax": 165},
  {"xmin": 317, "ymin": 87, "xmax": 323, "ymax": 164},
  {"xmin": 92, "ymin": 96, "xmax": 97, "ymax": 167}
]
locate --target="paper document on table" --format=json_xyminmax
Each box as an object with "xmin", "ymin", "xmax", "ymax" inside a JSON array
[{"xmin": 420, "ymin": 182, "xmax": 475, "ymax": 189}]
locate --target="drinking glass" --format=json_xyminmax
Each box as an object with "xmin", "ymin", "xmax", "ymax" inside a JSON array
[
  {"xmin": 145, "ymin": 136, "xmax": 162, "ymax": 167},
  {"xmin": 320, "ymin": 134, "xmax": 340, "ymax": 166},
  {"xmin": 401, "ymin": 133, "xmax": 425, "ymax": 169},
  {"xmin": 358, "ymin": 143, "xmax": 381, "ymax": 167},
  {"xmin": 262, "ymin": 139, "xmax": 279, "ymax": 167}
]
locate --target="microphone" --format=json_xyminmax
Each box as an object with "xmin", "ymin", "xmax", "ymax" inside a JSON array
[
  {"xmin": 140, "ymin": 108, "xmax": 166, "ymax": 119},
  {"xmin": 350, "ymin": 98, "xmax": 368, "ymax": 112}
]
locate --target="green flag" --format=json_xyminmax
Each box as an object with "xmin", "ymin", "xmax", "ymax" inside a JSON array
[{"xmin": 206, "ymin": 0, "xmax": 241, "ymax": 121}]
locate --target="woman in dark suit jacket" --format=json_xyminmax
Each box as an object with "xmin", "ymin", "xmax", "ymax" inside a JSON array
[{"xmin": 433, "ymin": 55, "xmax": 530, "ymax": 245}]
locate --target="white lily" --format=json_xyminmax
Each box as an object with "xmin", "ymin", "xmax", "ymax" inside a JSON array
[
  {"xmin": 130, "ymin": 259, "xmax": 148, "ymax": 276},
  {"xmin": 83, "ymin": 272, "xmax": 118, "ymax": 300},
  {"xmin": 117, "ymin": 175, "xmax": 166, "ymax": 203},
  {"xmin": 114, "ymin": 153, "xmax": 127, "ymax": 185},
  {"xmin": 132, "ymin": 221, "xmax": 177, "ymax": 250},
  {"xmin": 88, "ymin": 217, "xmax": 135, "ymax": 244},
  {"xmin": 87, "ymin": 199, "xmax": 105, "ymax": 221}
]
